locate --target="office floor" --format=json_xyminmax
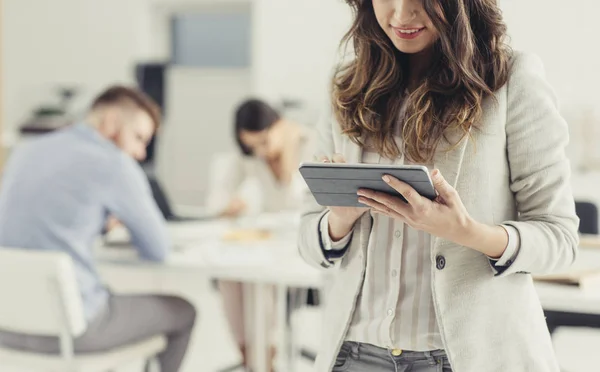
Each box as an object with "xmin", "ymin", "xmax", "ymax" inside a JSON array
[{"xmin": 4, "ymin": 278, "xmax": 599, "ymax": 372}]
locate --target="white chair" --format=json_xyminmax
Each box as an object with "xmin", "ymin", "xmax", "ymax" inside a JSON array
[
  {"xmin": 0, "ymin": 248, "xmax": 167, "ymax": 372},
  {"xmin": 290, "ymin": 305, "xmax": 321, "ymax": 367}
]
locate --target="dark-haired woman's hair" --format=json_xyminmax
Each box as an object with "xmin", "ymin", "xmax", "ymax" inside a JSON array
[
  {"xmin": 234, "ymin": 99, "xmax": 281, "ymax": 155},
  {"xmin": 334, "ymin": 0, "xmax": 512, "ymax": 162}
]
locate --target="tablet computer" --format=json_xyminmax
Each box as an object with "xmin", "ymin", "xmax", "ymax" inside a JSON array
[{"xmin": 299, "ymin": 162, "xmax": 437, "ymax": 207}]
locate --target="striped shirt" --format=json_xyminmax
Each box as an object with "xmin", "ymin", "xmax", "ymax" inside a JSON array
[
  {"xmin": 346, "ymin": 148, "xmax": 441, "ymax": 350},
  {"xmin": 322, "ymin": 132, "xmax": 443, "ymax": 350}
]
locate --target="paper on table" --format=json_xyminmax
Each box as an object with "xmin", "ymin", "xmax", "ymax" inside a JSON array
[{"xmin": 222, "ymin": 228, "xmax": 272, "ymax": 242}]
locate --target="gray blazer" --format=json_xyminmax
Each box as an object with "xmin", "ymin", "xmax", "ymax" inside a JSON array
[{"xmin": 298, "ymin": 52, "xmax": 579, "ymax": 372}]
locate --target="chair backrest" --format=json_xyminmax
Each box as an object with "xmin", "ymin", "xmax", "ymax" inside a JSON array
[
  {"xmin": 575, "ymin": 201, "xmax": 599, "ymax": 235},
  {"xmin": 0, "ymin": 248, "xmax": 87, "ymax": 338}
]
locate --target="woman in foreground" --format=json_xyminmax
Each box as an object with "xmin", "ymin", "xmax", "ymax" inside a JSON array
[{"xmin": 298, "ymin": 0, "xmax": 579, "ymax": 371}]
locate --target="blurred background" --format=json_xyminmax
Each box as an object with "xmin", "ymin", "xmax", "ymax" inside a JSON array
[
  {"xmin": 2, "ymin": 0, "xmax": 600, "ymax": 200},
  {"xmin": 1, "ymin": 1, "xmax": 600, "ymax": 372}
]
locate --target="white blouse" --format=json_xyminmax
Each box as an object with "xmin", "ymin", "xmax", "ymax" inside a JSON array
[{"xmin": 205, "ymin": 129, "xmax": 313, "ymax": 215}]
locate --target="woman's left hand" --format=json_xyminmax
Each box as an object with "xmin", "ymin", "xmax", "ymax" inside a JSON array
[{"xmin": 357, "ymin": 169, "xmax": 474, "ymax": 245}]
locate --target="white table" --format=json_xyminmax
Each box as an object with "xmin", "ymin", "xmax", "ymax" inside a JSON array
[
  {"xmin": 97, "ymin": 214, "xmax": 324, "ymax": 372},
  {"xmin": 98, "ymin": 216, "xmax": 600, "ymax": 371}
]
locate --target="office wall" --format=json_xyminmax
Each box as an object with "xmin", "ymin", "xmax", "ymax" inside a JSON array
[
  {"xmin": 501, "ymin": 1, "xmax": 600, "ymax": 211},
  {"xmin": 147, "ymin": 0, "xmax": 351, "ymax": 107},
  {"xmin": 502, "ymin": 1, "xmax": 600, "ymax": 108},
  {"xmin": 252, "ymin": 0, "xmax": 352, "ymax": 108},
  {"xmin": 0, "ymin": 0, "xmax": 152, "ymax": 146},
  {"xmin": 156, "ymin": 68, "xmax": 252, "ymax": 205}
]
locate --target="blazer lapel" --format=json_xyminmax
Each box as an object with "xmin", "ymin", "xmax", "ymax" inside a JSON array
[
  {"xmin": 432, "ymin": 128, "xmax": 471, "ymax": 189},
  {"xmin": 432, "ymin": 128, "xmax": 470, "ymax": 250}
]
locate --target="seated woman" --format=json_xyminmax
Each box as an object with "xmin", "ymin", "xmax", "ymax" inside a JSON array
[
  {"xmin": 207, "ymin": 99, "xmax": 312, "ymax": 218},
  {"xmin": 206, "ymin": 99, "xmax": 312, "ymax": 370}
]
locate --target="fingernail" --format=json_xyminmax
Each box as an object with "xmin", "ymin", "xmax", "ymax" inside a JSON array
[{"xmin": 382, "ymin": 175, "xmax": 391, "ymax": 183}]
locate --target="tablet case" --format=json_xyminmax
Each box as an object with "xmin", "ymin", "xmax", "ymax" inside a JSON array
[{"xmin": 299, "ymin": 163, "xmax": 437, "ymax": 207}]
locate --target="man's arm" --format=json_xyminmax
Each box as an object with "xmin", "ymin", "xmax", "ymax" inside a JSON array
[{"xmin": 106, "ymin": 156, "xmax": 171, "ymax": 262}]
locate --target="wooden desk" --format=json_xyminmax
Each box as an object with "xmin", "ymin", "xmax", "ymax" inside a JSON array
[{"xmin": 579, "ymin": 234, "xmax": 600, "ymax": 249}]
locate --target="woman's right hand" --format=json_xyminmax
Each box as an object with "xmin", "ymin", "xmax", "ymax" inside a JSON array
[{"xmin": 318, "ymin": 154, "xmax": 369, "ymax": 241}]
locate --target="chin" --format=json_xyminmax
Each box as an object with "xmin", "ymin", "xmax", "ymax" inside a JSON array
[
  {"xmin": 392, "ymin": 41, "xmax": 430, "ymax": 55},
  {"xmin": 388, "ymin": 31, "xmax": 436, "ymax": 55}
]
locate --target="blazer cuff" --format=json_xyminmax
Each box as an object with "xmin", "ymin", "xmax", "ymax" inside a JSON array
[
  {"xmin": 488, "ymin": 224, "xmax": 521, "ymax": 274},
  {"xmin": 320, "ymin": 212, "xmax": 353, "ymax": 251},
  {"xmin": 318, "ymin": 212, "xmax": 352, "ymax": 262}
]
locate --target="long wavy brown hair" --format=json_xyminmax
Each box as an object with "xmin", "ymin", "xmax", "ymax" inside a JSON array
[{"xmin": 334, "ymin": 0, "xmax": 512, "ymax": 162}]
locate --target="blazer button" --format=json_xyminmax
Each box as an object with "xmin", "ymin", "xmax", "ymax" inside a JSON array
[{"xmin": 436, "ymin": 255, "xmax": 446, "ymax": 270}]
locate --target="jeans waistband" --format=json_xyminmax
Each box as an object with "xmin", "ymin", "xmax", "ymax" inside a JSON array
[{"xmin": 342, "ymin": 341, "xmax": 446, "ymax": 362}]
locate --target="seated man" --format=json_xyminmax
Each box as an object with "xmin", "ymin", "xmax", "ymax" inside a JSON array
[{"xmin": 0, "ymin": 86, "xmax": 196, "ymax": 372}]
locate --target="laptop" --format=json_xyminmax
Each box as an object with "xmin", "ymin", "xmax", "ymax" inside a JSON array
[{"xmin": 148, "ymin": 177, "xmax": 214, "ymax": 222}]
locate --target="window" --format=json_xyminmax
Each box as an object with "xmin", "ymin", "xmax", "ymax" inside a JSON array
[{"xmin": 171, "ymin": 8, "xmax": 252, "ymax": 68}]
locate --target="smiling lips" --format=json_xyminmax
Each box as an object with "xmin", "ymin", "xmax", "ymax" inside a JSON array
[{"xmin": 392, "ymin": 27, "xmax": 426, "ymax": 40}]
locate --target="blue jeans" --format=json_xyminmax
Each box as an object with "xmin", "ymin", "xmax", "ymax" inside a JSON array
[{"xmin": 333, "ymin": 341, "xmax": 452, "ymax": 372}]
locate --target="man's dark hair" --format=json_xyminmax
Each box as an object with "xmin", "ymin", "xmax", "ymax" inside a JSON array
[
  {"xmin": 234, "ymin": 99, "xmax": 280, "ymax": 155},
  {"xmin": 91, "ymin": 85, "xmax": 161, "ymax": 130}
]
